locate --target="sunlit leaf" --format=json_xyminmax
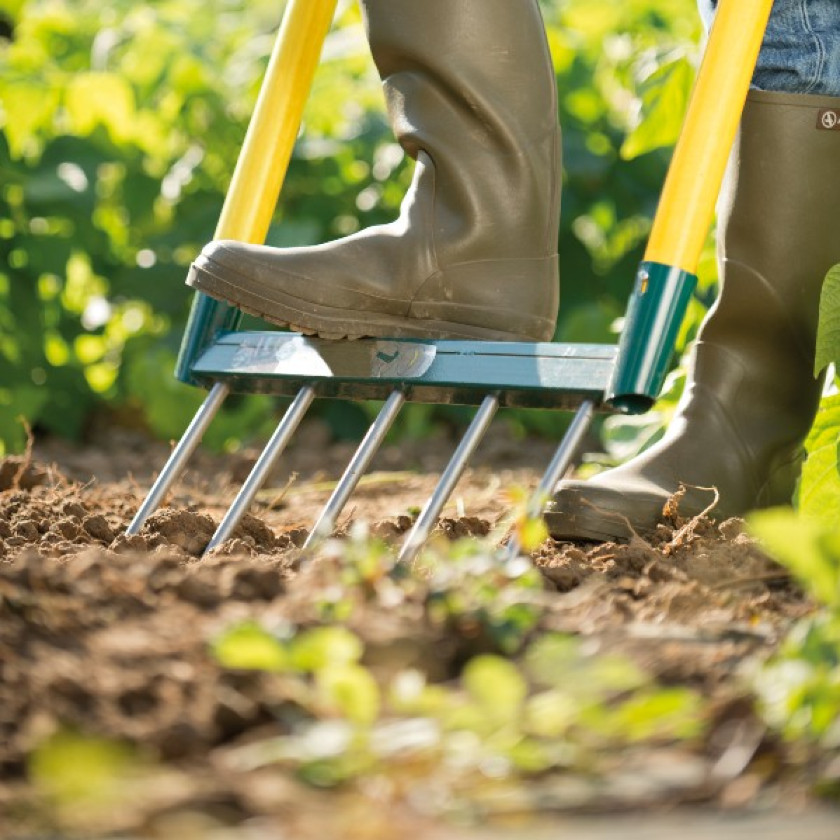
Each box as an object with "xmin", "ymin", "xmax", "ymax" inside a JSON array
[
  {"xmin": 748, "ymin": 508, "xmax": 840, "ymax": 608},
  {"xmin": 524, "ymin": 633, "xmax": 581, "ymax": 686},
  {"xmin": 606, "ymin": 687, "xmax": 704, "ymax": 742},
  {"xmin": 290, "ymin": 626, "xmax": 364, "ymax": 673},
  {"xmin": 30, "ymin": 731, "xmax": 136, "ymax": 805},
  {"xmin": 799, "ymin": 394, "xmax": 840, "ymax": 527},
  {"xmin": 621, "ymin": 55, "xmax": 694, "ymax": 160},
  {"xmin": 65, "ymin": 72, "xmax": 136, "ymax": 143},
  {"xmin": 83, "ymin": 361, "xmax": 118, "ymax": 393},
  {"xmin": 815, "ymin": 264, "xmax": 840, "ymax": 375},
  {"xmin": 516, "ymin": 515, "xmax": 548, "ymax": 553},
  {"xmin": 0, "ymin": 0, "xmax": 26, "ymax": 21},
  {"xmin": 462, "ymin": 655, "xmax": 527, "ymax": 722},
  {"xmin": 0, "ymin": 82, "xmax": 60, "ymax": 157},
  {"xmin": 525, "ymin": 689, "xmax": 578, "ymax": 738},
  {"xmin": 212, "ymin": 621, "xmax": 290, "ymax": 672},
  {"xmin": 316, "ymin": 664, "xmax": 381, "ymax": 726},
  {"xmin": 754, "ymin": 612, "xmax": 840, "ymax": 745}
]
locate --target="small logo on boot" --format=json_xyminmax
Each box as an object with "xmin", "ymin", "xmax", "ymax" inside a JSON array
[{"xmin": 817, "ymin": 109, "xmax": 840, "ymax": 130}]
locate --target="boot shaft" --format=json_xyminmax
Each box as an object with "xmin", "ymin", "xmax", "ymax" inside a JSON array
[
  {"xmin": 710, "ymin": 90, "xmax": 840, "ymax": 357},
  {"xmin": 360, "ymin": 0, "xmax": 561, "ymax": 262},
  {"xmin": 678, "ymin": 90, "xmax": 840, "ymax": 497}
]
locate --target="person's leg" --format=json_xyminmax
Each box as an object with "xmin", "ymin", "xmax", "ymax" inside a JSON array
[
  {"xmin": 701, "ymin": 0, "xmax": 840, "ymax": 97},
  {"xmin": 546, "ymin": 0, "xmax": 840, "ymax": 541},
  {"xmin": 188, "ymin": 0, "xmax": 561, "ymax": 342}
]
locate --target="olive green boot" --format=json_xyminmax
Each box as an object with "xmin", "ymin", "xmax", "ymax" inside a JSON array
[
  {"xmin": 188, "ymin": 0, "xmax": 561, "ymax": 341},
  {"xmin": 546, "ymin": 90, "xmax": 840, "ymax": 541}
]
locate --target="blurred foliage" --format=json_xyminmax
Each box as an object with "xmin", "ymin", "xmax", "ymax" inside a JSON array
[
  {"xmin": 747, "ymin": 263, "xmax": 840, "ymax": 752},
  {"xmin": 22, "ymin": 508, "xmax": 837, "ymax": 830},
  {"xmin": 749, "ymin": 507, "xmax": 840, "ymax": 749},
  {"xmin": 202, "ymin": 527, "xmax": 705, "ymax": 803},
  {"xmin": 799, "ymin": 265, "xmax": 840, "ymax": 523},
  {"xmin": 0, "ymin": 0, "xmax": 705, "ymax": 454}
]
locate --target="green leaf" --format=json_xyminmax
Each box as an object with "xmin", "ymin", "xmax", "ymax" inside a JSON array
[
  {"xmin": 748, "ymin": 508, "xmax": 840, "ymax": 608},
  {"xmin": 211, "ymin": 622, "xmax": 290, "ymax": 672},
  {"xmin": 65, "ymin": 72, "xmax": 136, "ymax": 143},
  {"xmin": 621, "ymin": 56, "xmax": 694, "ymax": 160},
  {"xmin": 316, "ymin": 664, "xmax": 381, "ymax": 726},
  {"xmin": 516, "ymin": 515, "xmax": 548, "ymax": 553},
  {"xmin": 0, "ymin": 0, "xmax": 25, "ymax": 21},
  {"xmin": 30, "ymin": 731, "xmax": 136, "ymax": 805},
  {"xmin": 799, "ymin": 394, "xmax": 840, "ymax": 525},
  {"xmin": 607, "ymin": 687, "xmax": 704, "ymax": 742},
  {"xmin": 0, "ymin": 385, "xmax": 49, "ymax": 453},
  {"xmin": 290, "ymin": 627, "xmax": 364, "ymax": 673},
  {"xmin": 815, "ymin": 264, "xmax": 840, "ymax": 376},
  {"xmin": 524, "ymin": 633, "xmax": 581, "ymax": 686},
  {"xmin": 755, "ymin": 613, "xmax": 840, "ymax": 744},
  {"xmin": 525, "ymin": 689, "xmax": 578, "ymax": 738},
  {"xmin": 462, "ymin": 655, "xmax": 527, "ymax": 722},
  {"xmin": 0, "ymin": 81, "xmax": 60, "ymax": 157}
]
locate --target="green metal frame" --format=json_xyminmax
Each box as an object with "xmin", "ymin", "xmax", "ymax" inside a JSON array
[{"xmin": 190, "ymin": 333, "xmax": 617, "ymax": 409}]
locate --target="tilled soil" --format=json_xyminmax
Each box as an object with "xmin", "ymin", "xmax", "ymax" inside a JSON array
[{"xmin": 0, "ymin": 424, "xmax": 831, "ymax": 837}]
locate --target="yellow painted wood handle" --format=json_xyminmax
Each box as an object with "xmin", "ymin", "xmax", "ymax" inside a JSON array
[
  {"xmin": 214, "ymin": 0, "xmax": 339, "ymax": 244},
  {"xmin": 644, "ymin": 0, "xmax": 774, "ymax": 273}
]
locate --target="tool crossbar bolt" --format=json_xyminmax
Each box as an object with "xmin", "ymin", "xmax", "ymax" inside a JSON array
[
  {"xmin": 127, "ymin": 382, "xmax": 230, "ymax": 537},
  {"xmin": 204, "ymin": 385, "xmax": 316, "ymax": 554},
  {"xmin": 304, "ymin": 390, "xmax": 406, "ymax": 551},
  {"xmin": 505, "ymin": 399, "xmax": 596, "ymax": 560},
  {"xmin": 398, "ymin": 394, "xmax": 499, "ymax": 565}
]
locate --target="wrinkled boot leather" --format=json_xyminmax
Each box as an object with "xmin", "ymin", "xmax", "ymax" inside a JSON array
[
  {"xmin": 188, "ymin": 0, "xmax": 561, "ymax": 341},
  {"xmin": 546, "ymin": 90, "xmax": 840, "ymax": 541}
]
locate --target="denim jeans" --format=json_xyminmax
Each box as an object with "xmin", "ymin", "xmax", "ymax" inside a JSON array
[{"xmin": 699, "ymin": 0, "xmax": 840, "ymax": 96}]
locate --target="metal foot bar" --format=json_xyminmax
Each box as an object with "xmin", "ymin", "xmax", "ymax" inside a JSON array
[
  {"xmin": 397, "ymin": 394, "xmax": 499, "ymax": 565},
  {"xmin": 126, "ymin": 383, "xmax": 230, "ymax": 536},
  {"xmin": 504, "ymin": 399, "xmax": 596, "ymax": 559},
  {"xmin": 303, "ymin": 390, "xmax": 406, "ymax": 550},
  {"xmin": 204, "ymin": 386, "xmax": 316, "ymax": 553}
]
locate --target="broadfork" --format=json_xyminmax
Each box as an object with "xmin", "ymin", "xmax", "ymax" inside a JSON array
[{"xmin": 127, "ymin": 0, "xmax": 774, "ymax": 562}]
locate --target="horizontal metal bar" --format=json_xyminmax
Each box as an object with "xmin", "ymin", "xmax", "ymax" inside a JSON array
[
  {"xmin": 398, "ymin": 394, "xmax": 499, "ymax": 564},
  {"xmin": 126, "ymin": 383, "xmax": 230, "ymax": 536},
  {"xmin": 190, "ymin": 333, "xmax": 617, "ymax": 410},
  {"xmin": 204, "ymin": 385, "xmax": 315, "ymax": 553}
]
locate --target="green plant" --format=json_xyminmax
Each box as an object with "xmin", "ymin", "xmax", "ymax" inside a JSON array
[
  {"xmin": 208, "ymin": 532, "xmax": 706, "ymax": 804},
  {"xmin": 747, "ymin": 263, "xmax": 840, "ymax": 753}
]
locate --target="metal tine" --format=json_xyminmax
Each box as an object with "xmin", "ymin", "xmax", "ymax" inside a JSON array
[
  {"xmin": 504, "ymin": 399, "xmax": 596, "ymax": 560},
  {"xmin": 398, "ymin": 394, "xmax": 499, "ymax": 565},
  {"xmin": 204, "ymin": 385, "xmax": 316, "ymax": 554},
  {"xmin": 303, "ymin": 390, "xmax": 406, "ymax": 551},
  {"xmin": 127, "ymin": 382, "xmax": 230, "ymax": 537}
]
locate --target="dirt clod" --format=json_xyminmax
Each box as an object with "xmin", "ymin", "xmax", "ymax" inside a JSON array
[
  {"xmin": 0, "ymin": 457, "xmax": 47, "ymax": 492},
  {"xmin": 82, "ymin": 513, "xmax": 115, "ymax": 543}
]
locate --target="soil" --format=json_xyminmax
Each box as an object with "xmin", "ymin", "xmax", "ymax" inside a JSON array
[{"xmin": 0, "ymin": 421, "xmax": 836, "ymax": 838}]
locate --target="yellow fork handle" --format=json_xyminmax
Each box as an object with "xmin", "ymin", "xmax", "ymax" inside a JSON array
[
  {"xmin": 215, "ymin": 0, "xmax": 339, "ymax": 244},
  {"xmin": 644, "ymin": 0, "xmax": 774, "ymax": 273}
]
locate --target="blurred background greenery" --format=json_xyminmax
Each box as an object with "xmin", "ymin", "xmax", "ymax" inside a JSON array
[{"xmin": 0, "ymin": 0, "xmax": 714, "ymax": 457}]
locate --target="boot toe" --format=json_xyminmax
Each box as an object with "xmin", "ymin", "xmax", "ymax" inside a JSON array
[{"xmin": 544, "ymin": 480, "xmax": 662, "ymax": 542}]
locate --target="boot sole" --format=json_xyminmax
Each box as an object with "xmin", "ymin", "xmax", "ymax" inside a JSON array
[
  {"xmin": 187, "ymin": 260, "xmax": 542, "ymax": 342},
  {"xmin": 544, "ymin": 483, "xmax": 729, "ymax": 543},
  {"xmin": 543, "ymin": 501, "xmax": 635, "ymax": 543},
  {"xmin": 543, "ymin": 487, "xmax": 669, "ymax": 543}
]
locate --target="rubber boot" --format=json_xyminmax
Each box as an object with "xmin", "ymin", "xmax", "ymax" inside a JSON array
[
  {"xmin": 188, "ymin": 0, "xmax": 561, "ymax": 342},
  {"xmin": 545, "ymin": 90, "xmax": 840, "ymax": 541}
]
